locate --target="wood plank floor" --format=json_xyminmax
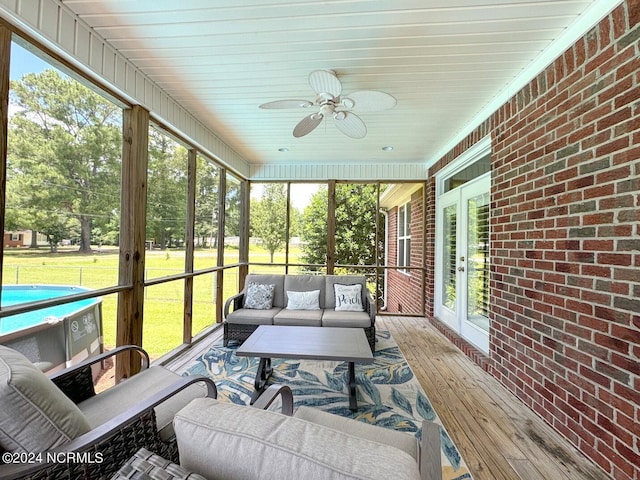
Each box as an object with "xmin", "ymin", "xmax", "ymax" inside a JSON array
[
  {"xmin": 376, "ymin": 316, "xmax": 608, "ymax": 480},
  {"xmin": 166, "ymin": 317, "xmax": 609, "ymax": 480}
]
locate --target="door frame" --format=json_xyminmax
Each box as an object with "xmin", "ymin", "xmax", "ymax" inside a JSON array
[{"xmin": 434, "ymin": 136, "xmax": 491, "ymax": 352}]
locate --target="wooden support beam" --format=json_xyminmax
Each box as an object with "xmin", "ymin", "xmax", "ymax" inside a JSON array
[
  {"xmin": 326, "ymin": 180, "xmax": 336, "ymax": 274},
  {"xmin": 215, "ymin": 170, "xmax": 226, "ymax": 323},
  {"xmin": 183, "ymin": 148, "xmax": 197, "ymax": 344},
  {"xmin": 116, "ymin": 105, "xmax": 149, "ymax": 380},
  {"xmin": 238, "ymin": 180, "xmax": 249, "ymax": 289},
  {"xmin": 0, "ymin": 26, "xmax": 10, "ymax": 297}
]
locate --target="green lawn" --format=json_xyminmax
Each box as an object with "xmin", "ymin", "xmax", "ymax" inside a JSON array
[{"xmin": 1, "ymin": 245, "xmax": 305, "ymax": 359}]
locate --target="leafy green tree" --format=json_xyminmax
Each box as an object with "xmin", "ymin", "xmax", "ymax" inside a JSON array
[
  {"xmin": 146, "ymin": 129, "xmax": 187, "ymax": 249},
  {"xmin": 300, "ymin": 184, "xmax": 379, "ymax": 271},
  {"xmin": 250, "ymin": 184, "xmax": 287, "ymax": 262},
  {"xmin": 7, "ymin": 69, "xmax": 122, "ymax": 252},
  {"xmin": 194, "ymin": 157, "xmax": 220, "ymax": 248}
]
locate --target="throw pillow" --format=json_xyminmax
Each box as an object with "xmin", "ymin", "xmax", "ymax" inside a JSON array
[
  {"xmin": 244, "ymin": 282, "xmax": 275, "ymax": 310},
  {"xmin": 286, "ymin": 290, "xmax": 320, "ymax": 310},
  {"xmin": 334, "ymin": 284, "xmax": 364, "ymax": 312}
]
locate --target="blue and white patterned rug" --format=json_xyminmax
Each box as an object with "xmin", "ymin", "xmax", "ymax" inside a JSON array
[{"xmin": 179, "ymin": 330, "xmax": 472, "ymax": 480}]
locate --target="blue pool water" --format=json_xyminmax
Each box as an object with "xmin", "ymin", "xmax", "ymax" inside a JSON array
[{"xmin": 0, "ymin": 285, "xmax": 98, "ymax": 335}]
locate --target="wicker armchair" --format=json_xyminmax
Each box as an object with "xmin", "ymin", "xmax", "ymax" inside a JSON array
[{"xmin": 0, "ymin": 345, "xmax": 217, "ymax": 480}]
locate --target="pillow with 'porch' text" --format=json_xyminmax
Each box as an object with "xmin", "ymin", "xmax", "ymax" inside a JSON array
[{"xmin": 334, "ymin": 284, "xmax": 364, "ymax": 312}]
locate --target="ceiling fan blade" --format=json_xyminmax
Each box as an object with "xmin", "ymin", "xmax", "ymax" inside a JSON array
[
  {"xmin": 259, "ymin": 99, "xmax": 313, "ymax": 109},
  {"xmin": 341, "ymin": 90, "xmax": 397, "ymax": 112},
  {"xmin": 309, "ymin": 69, "xmax": 342, "ymax": 98},
  {"xmin": 333, "ymin": 111, "xmax": 367, "ymax": 139},
  {"xmin": 293, "ymin": 113, "xmax": 323, "ymax": 138}
]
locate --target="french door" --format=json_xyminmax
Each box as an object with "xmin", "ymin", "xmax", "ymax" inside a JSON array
[{"xmin": 435, "ymin": 173, "xmax": 490, "ymax": 352}]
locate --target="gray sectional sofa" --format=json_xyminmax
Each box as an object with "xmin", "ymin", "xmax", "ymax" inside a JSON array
[{"xmin": 223, "ymin": 274, "xmax": 376, "ymax": 350}]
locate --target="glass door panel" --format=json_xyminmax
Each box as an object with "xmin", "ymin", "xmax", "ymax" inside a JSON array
[
  {"xmin": 443, "ymin": 204, "xmax": 458, "ymax": 311},
  {"xmin": 465, "ymin": 192, "xmax": 490, "ymax": 332}
]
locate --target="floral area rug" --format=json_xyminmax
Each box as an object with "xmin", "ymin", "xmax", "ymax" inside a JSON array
[{"xmin": 178, "ymin": 330, "xmax": 473, "ymax": 480}]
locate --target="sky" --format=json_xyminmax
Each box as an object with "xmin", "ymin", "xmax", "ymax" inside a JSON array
[{"xmin": 10, "ymin": 43, "xmax": 50, "ymax": 80}]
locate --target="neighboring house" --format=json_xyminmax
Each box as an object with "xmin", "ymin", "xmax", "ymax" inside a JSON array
[
  {"xmin": 380, "ymin": 184, "xmax": 424, "ymax": 315},
  {"xmin": 3, "ymin": 230, "xmax": 47, "ymax": 248}
]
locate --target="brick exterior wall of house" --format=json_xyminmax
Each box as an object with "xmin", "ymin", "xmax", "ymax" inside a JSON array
[
  {"xmin": 425, "ymin": 2, "xmax": 639, "ymax": 478},
  {"xmin": 385, "ymin": 188, "xmax": 424, "ymax": 315}
]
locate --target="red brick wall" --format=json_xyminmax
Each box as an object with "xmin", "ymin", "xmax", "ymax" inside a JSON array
[
  {"xmin": 385, "ymin": 188, "xmax": 424, "ymax": 315},
  {"xmin": 426, "ymin": 2, "xmax": 640, "ymax": 478}
]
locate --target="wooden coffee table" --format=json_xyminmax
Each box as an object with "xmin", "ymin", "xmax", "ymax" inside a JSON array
[{"xmin": 235, "ymin": 325, "xmax": 374, "ymax": 411}]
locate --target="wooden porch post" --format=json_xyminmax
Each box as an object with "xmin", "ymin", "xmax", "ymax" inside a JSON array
[
  {"xmin": 183, "ymin": 148, "xmax": 197, "ymax": 343},
  {"xmin": 116, "ymin": 105, "xmax": 149, "ymax": 380},
  {"xmin": 0, "ymin": 26, "xmax": 10, "ymax": 298},
  {"xmin": 327, "ymin": 180, "xmax": 336, "ymax": 274},
  {"xmin": 215, "ymin": 170, "xmax": 226, "ymax": 323},
  {"xmin": 238, "ymin": 180, "xmax": 250, "ymax": 288}
]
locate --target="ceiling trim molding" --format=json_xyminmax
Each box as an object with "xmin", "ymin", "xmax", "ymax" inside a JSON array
[
  {"xmin": 249, "ymin": 162, "xmax": 427, "ymax": 181},
  {"xmin": 426, "ymin": 0, "xmax": 624, "ymax": 170}
]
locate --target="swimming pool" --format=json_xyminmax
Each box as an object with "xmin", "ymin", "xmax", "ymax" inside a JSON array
[{"xmin": 0, "ymin": 285, "xmax": 103, "ymax": 374}]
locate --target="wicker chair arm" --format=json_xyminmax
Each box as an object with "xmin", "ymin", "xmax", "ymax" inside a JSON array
[
  {"xmin": 364, "ymin": 289, "xmax": 376, "ymax": 324},
  {"xmin": 251, "ymin": 384, "xmax": 294, "ymax": 415},
  {"xmin": 0, "ymin": 375, "xmax": 217, "ymax": 480},
  {"xmin": 223, "ymin": 292, "xmax": 244, "ymax": 318},
  {"xmin": 50, "ymin": 345, "xmax": 151, "ymax": 404}
]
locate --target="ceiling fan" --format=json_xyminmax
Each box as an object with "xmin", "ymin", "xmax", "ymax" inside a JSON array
[{"xmin": 259, "ymin": 69, "xmax": 396, "ymax": 139}]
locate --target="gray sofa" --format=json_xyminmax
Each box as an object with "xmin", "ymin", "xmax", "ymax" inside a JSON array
[{"xmin": 224, "ymin": 274, "xmax": 376, "ymax": 351}]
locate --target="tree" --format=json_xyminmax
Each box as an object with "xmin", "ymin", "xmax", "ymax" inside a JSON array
[
  {"xmin": 7, "ymin": 69, "xmax": 122, "ymax": 253},
  {"xmin": 146, "ymin": 129, "xmax": 188, "ymax": 249},
  {"xmin": 300, "ymin": 184, "xmax": 379, "ymax": 270},
  {"xmin": 194, "ymin": 157, "xmax": 219, "ymax": 248},
  {"xmin": 251, "ymin": 184, "xmax": 287, "ymax": 262}
]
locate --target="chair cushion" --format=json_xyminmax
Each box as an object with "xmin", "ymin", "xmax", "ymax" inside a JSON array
[
  {"xmin": 78, "ymin": 366, "xmax": 207, "ymax": 441},
  {"xmin": 225, "ymin": 307, "xmax": 279, "ymax": 325},
  {"xmin": 273, "ymin": 308, "xmax": 323, "ymax": 326},
  {"xmin": 0, "ymin": 345, "xmax": 91, "ymax": 452},
  {"xmin": 321, "ymin": 309, "xmax": 372, "ymax": 328},
  {"xmin": 293, "ymin": 406, "xmax": 418, "ymax": 460},
  {"xmin": 174, "ymin": 398, "xmax": 420, "ymax": 480}
]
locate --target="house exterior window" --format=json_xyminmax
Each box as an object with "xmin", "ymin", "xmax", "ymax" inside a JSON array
[{"xmin": 398, "ymin": 202, "xmax": 411, "ymax": 273}]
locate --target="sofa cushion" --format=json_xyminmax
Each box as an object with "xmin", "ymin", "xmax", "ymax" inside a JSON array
[
  {"xmin": 286, "ymin": 290, "xmax": 320, "ymax": 310},
  {"xmin": 325, "ymin": 275, "xmax": 367, "ymax": 309},
  {"xmin": 284, "ymin": 275, "xmax": 326, "ymax": 308},
  {"xmin": 321, "ymin": 309, "xmax": 372, "ymax": 328},
  {"xmin": 0, "ymin": 345, "xmax": 91, "ymax": 452},
  {"xmin": 244, "ymin": 282, "xmax": 275, "ymax": 310},
  {"xmin": 274, "ymin": 308, "xmax": 323, "ymax": 326},
  {"xmin": 244, "ymin": 274, "xmax": 286, "ymax": 308},
  {"xmin": 293, "ymin": 406, "xmax": 418, "ymax": 460},
  {"xmin": 174, "ymin": 398, "xmax": 421, "ymax": 480},
  {"xmin": 225, "ymin": 308, "xmax": 279, "ymax": 325},
  {"xmin": 333, "ymin": 283, "xmax": 364, "ymax": 312},
  {"xmin": 78, "ymin": 366, "xmax": 208, "ymax": 441}
]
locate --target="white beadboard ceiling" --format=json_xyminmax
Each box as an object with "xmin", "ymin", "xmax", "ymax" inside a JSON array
[{"xmin": 58, "ymin": 0, "xmax": 614, "ymax": 170}]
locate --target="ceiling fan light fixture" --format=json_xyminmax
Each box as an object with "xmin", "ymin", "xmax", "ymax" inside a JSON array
[{"xmin": 260, "ymin": 69, "xmax": 395, "ymax": 139}]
